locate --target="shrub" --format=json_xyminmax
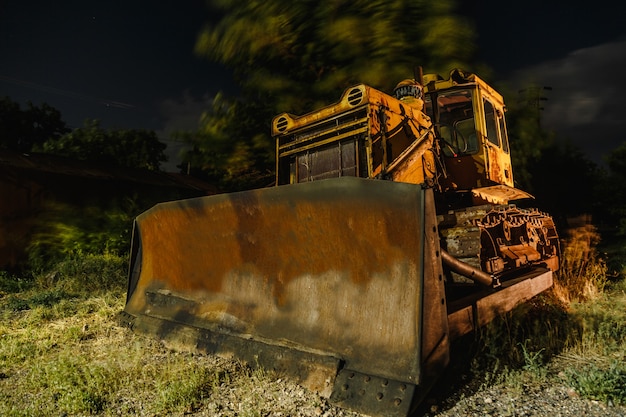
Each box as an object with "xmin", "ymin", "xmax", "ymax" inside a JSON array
[{"xmin": 25, "ymin": 200, "xmax": 133, "ymax": 272}]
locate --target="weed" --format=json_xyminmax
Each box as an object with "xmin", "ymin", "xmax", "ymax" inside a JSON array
[
  {"xmin": 472, "ymin": 295, "xmax": 574, "ymax": 372},
  {"xmin": 519, "ymin": 340, "xmax": 546, "ymax": 377},
  {"xmin": 26, "ymin": 353, "xmax": 117, "ymax": 414},
  {"xmin": 566, "ymin": 361, "xmax": 626, "ymax": 405},
  {"xmin": 0, "ymin": 270, "xmax": 33, "ymax": 293},
  {"xmin": 25, "ymin": 200, "xmax": 135, "ymax": 272},
  {"xmin": 566, "ymin": 288, "xmax": 626, "ymax": 357}
]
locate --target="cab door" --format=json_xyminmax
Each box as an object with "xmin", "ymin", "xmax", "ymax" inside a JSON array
[
  {"xmin": 481, "ymin": 98, "xmax": 514, "ymax": 188},
  {"xmin": 428, "ymin": 87, "xmax": 485, "ymax": 191}
]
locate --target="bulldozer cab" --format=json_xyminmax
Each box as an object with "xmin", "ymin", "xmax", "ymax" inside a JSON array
[{"xmin": 423, "ymin": 69, "xmax": 514, "ymax": 193}]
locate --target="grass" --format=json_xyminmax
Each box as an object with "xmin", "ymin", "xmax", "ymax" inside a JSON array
[
  {"xmin": 0, "ymin": 254, "xmax": 230, "ymax": 416},
  {"xmin": 0, "ymin": 252, "xmax": 328, "ymax": 416},
  {"xmin": 458, "ymin": 223, "xmax": 626, "ymax": 407},
  {"xmin": 1, "ymin": 221, "xmax": 625, "ymax": 415},
  {"xmin": 558, "ymin": 281, "xmax": 626, "ymax": 405}
]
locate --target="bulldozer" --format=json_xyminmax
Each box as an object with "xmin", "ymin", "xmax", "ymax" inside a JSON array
[{"xmin": 120, "ymin": 69, "xmax": 560, "ymax": 417}]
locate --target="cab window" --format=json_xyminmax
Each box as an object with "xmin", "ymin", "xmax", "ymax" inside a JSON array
[
  {"xmin": 483, "ymin": 99, "xmax": 499, "ymax": 146},
  {"xmin": 432, "ymin": 89, "xmax": 479, "ymax": 156},
  {"xmin": 499, "ymin": 110, "xmax": 510, "ymax": 153}
]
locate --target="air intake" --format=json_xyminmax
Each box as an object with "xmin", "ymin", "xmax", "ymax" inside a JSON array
[
  {"xmin": 275, "ymin": 115, "xmax": 290, "ymax": 133},
  {"xmin": 346, "ymin": 87, "xmax": 364, "ymax": 106}
]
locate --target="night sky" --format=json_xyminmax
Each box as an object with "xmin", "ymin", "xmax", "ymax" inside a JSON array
[
  {"xmin": 467, "ymin": 0, "xmax": 626, "ymax": 167},
  {"xmin": 1, "ymin": 0, "xmax": 625, "ymax": 170},
  {"xmin": 1, "ymin": 0, "xmax": 229, "ymax": 170}
]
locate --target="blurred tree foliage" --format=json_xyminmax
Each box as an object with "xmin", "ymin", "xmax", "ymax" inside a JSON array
[
  {"xmin": 601, "ymin": 142, "xmax": 626, "ymax": 235},
  {"xmin": 25, "ymin": 199, "xmax": 135, "ymax": 271},
  {"xmin": 0, "ymin": 96, "xmax": 69, "ymax": 152},
  {"xmin": 174, "ymin": 93, "xmax": 276, "ymax": 190},
  {"xmin": 41, "ymin": 119, "xmax": 167, "ymax": 171},
  {"xmin": 187, "ymin": 0, "xmax": 476, "ymax": 190}
]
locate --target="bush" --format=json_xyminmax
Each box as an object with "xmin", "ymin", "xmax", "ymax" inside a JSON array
[{"xmin": 25, "ymin": 201, "xmax": 133, "ymax": 272}]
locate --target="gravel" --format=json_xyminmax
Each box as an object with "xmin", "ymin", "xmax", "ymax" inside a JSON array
[
  {"xmin": 110, "ymin": 326, "xmax": 626, "ymax": 417},
  {"xmin": 166, "ymin": 350, "xmax": 626, "ymax": 417},
  {"xmin": 426, "ymin": 380, "xmax": 626, "ymax": 417}
]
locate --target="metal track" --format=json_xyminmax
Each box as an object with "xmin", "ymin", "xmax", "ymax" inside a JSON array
[{"xmin": 439, "ymin": 204, "xmax": 560, "ymax": 283}]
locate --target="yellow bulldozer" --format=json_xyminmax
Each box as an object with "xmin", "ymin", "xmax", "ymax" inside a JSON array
[{"xmin": 120, "ymin": 69, "xmax": 560, "ymax": 417}]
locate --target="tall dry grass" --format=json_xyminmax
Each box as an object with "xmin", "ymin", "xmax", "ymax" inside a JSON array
[{"xmin": 551, "ymin": 222, "xmax": 608, "ymax": 305}]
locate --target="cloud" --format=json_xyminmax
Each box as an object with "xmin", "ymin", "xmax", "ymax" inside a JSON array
[{"xmin": 508, "ymin": 39, "xmax": 626, "ymax": 164}]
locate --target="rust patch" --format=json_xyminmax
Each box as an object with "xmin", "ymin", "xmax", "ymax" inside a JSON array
[{"xmin": 135, "ymin": 179, "xmax": 423, "ymax": 298}]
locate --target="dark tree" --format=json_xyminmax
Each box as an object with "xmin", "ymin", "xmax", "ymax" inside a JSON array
[
  {"xmin": 502, "ymin": 85, "xmax": 556, "ymax": 192},
  {"xmin": 0, "ymin": 97, "xmax": 69, "ymax": 152},
  {"xmin": 600, "ymin": 142, "xmax": 626, "ymax": 235},
  {"xmin": 42, "ymin": 119, "xmax": 167, "ymax": 171}
]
